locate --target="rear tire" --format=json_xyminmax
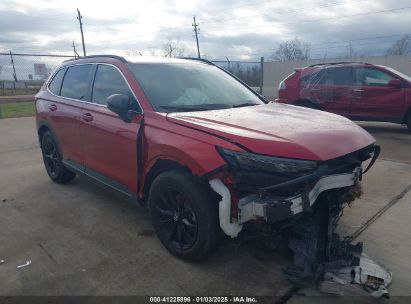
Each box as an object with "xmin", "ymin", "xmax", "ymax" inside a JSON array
[
  {"xmin": 41, "ymin": 131, "xmax": 76, "ymax": 183},
  {"xmin": 148, "ymin": 170, "xmax": 220, "ymax": 261}
]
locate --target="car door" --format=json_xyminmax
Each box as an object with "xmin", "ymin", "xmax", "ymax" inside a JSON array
[
  {"xmin": 306, "ymin": 67, "xmax": 354, "ymax": 116},
  {"xmin": 79, "ymin": 64, "xmax": 143, "ymax": 196},
  {"xmin": 349, "ymin": 67, "xmax": 405, "ymax": 121},
  {"xmin": 47, "ymin": 64, "xmax": 93, "ymax": 168}
]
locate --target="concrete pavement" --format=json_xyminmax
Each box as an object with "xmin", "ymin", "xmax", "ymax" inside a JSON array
[{"xmin": 0, "ymin": 118, "xmax": 410, "ymax": 300}]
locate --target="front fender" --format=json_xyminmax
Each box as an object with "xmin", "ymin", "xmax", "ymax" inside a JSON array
[{"xmin": 139, "ymin": 118, "xmax": 243, "ymax": 197}]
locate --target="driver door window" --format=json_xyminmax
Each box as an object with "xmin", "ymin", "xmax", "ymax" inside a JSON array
[
  {"xmin": 92, "ymin": 65, "xmax": 139, "ymax": 111},
  {"xmin": 357, "ymin": 68, "xmax": 394, "ymax": 86}
]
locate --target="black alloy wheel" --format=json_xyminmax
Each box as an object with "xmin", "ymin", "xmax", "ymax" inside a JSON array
[
  {"xmin": 148, "ymin": 170, "xmax": 220, "ymax": 261},
  {"xmin": 153, "ymin": 187, "xmax": 198, "ymax": 250},
  {"xmin": 41, "ymin": 131, "xmax": 76, "ymax": 183},
  {"xmin": 42, "ymin": 135, "xmax": 61, "ymax": 179}
]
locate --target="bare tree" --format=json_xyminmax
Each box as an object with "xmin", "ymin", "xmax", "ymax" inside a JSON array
[
  {"xmin": 386, "ymin": 35, "xmax": 410, "ymax": 55},
  {"xmin": 272, "ymin": 38, "xmax": 311, "ymax": 61},
  {"xmin": 162, "ymin": 39, "xmax": 186, "ymax": 58}
]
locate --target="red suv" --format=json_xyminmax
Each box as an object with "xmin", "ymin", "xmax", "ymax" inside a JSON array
[
  {"xmin": 36, "ymin": 56, "xmax": 387, "ymax": 292},
  {"xmin": 275, "ymin": 62, "xmax": 411, "ymax": 132}
]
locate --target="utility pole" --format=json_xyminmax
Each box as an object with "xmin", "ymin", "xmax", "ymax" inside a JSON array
[
  {"xmin": 76, "ymin": 8, "xmax": 86, "ymax": 56},
  {"xmin": 192, "ymin": 15, "xmax": 201, "ymax": 59},
  {"xmin": 259, "ymin": 57, "xmax": 264, "ymax": 95},
  {"xmin": 72, "ymin": 40, "xmax": 80, "ymax": 58}
]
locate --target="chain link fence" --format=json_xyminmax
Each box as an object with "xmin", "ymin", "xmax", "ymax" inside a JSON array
[
  {"xmin": 0, "ymin": 52, "xmax": 74, "ymax": 96},
  {"xmin": 211, "ymin": 58, "xmax": 264, "ymax": 93},
  {"xmin": 0, "ymin": 52, "xmax": 264, "ymax": 96}
]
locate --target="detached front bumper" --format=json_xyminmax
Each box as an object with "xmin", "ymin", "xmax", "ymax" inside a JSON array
[{"xmin": 238, "ymin": 167, "xmax": 362, "ymax": 224}]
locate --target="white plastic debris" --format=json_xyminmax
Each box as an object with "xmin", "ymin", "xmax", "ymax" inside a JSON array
[
  {"xmin": 16, "ymin": 260, "xmax": 32, "ymax": 269},
  {"xmin": 319, "ymin": 253, "xmax": 392, "ymax": 298}
]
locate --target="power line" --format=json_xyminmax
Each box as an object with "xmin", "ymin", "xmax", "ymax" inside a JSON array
[
  {"xmin": 201, "ymin": 0, "xmax": 368, "ymax": 26},
  {"xmin": 198, "ymin": 0, "xmax": 276, "ymax": 16},
  {"xmin": 216, "ymin": 32, "xmax": 411, "ymax": 59},
  {"xmin": 205, "ymin": 5, "xmax": 411, "ymax": 32},
  {"xmin": 249, "ymin": 33, "xmax": 411, "ymax": 55},
  {"xmin": 83, "ymin": 4, "xmax": 411, "ymax": 49}
]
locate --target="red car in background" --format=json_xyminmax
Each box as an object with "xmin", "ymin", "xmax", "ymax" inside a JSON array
[{"xmin": 275, "ymin": 62, "xmax": 411, "ymax": 132}]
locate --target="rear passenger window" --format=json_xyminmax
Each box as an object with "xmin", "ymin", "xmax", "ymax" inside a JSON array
[
  {"xmin": 48, "ymin": 68, "xmax": 66, "ymax": 95},
  {"xmin": 61, "ymin": 65, "xmax": 92, "ymax": 100},
  {"xmin": 91, "ymin": 65, "xmax": 134, "ymax": 105}
]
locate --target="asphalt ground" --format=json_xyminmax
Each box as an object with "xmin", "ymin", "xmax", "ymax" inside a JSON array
[{"xmin": 0, "ymin": 117, "xmax": 410, "ymax": 303}]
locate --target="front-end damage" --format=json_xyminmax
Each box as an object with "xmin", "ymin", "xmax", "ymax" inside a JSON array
[{"xmin": 208, "ymin": 144, "xmax": 392, "ymax": 298}]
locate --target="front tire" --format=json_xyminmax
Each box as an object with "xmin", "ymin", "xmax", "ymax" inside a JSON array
[
  {"xmin": 41, "ymin": 131, "xmax": 76, "ymax": 183},
  {"xmin": 148, "ymin": 170, "xmax": 220, "ymax": 261}
]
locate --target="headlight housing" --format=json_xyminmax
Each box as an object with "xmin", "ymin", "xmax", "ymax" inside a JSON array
[{"xmin": 217, "ymin": 147, "xmax": 317, "ymax": 174}]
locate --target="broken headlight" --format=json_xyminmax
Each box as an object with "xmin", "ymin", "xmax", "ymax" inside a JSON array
[{"xmin": 217, "ymin": 147, "xmax": 318, "ymax": 174}]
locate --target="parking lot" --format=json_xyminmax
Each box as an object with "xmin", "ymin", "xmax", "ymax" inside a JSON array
[{"xmin": 1, "ymin": 117, "xmax": 411, "ymax": 301}]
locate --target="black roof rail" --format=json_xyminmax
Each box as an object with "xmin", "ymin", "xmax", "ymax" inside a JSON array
[
  {"xmin": 64, "ymin": 54, "xmax": 127, "ymax": 63},
  {"xmin": 309, "ymin": 61, "xmax": 372, "ymax": 67}
]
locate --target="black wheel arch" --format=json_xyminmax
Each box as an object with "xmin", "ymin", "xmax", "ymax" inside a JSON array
[
  {"xmin": 37, "ymin": 121, "xmax": 64, "ymax": 157},
  {"xmin": 143, "ymin": 159, "xmax": 195, "ymax": 203},
  {"xmin": 37, "ymin": 120, "xmax": 53, "ymax": 147}
]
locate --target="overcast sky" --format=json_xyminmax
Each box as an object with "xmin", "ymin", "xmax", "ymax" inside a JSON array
[{"xmin": 1, "ymin": 0, "xmax": 411, "ymax": 61}]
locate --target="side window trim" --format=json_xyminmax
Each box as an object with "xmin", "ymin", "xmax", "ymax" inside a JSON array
[
  {"xmin": 47, "ymin": 67, "xmax": 67, "ymax": 96},
  {"xmin": 90, "ymin": 63, "xmax": 143, "ymax": 113},
  {"xmin": 46, "ymin": 62, "xmax": 143, "ymax": 113},
  {"xmin": 58, "ymin": 63, "xmax": 94, "ymax": 102},
  {"xmin": 87, "ymin": 64, "xmax": 98, "ymax": 103}
]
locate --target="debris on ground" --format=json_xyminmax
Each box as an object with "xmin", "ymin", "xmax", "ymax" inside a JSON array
[
  {"xmin": 16, "ymin": 260, "xmax": 32, "ymax": 269},
  {"xmin": 0, "ymin": 259, "xmax": 5, "ymax": 264},
  {"xmin": 284, "ymin": 187, "xmax": 392, "ymax": 298}
]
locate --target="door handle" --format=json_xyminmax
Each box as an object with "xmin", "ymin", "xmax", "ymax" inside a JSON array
[
  {"xmin": 82, "ymin": 113, "xmax": 93, "ymax": 122},
  {"xmin": 352, "ymin": 89, "xmax": 364, "ymax": 93},
  {"xmin": 49, "ymin": 104, "xmax": 57, "ymax": 111}
]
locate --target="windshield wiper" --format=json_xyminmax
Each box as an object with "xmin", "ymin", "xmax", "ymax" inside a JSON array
[
  {"xmin": 232, "ymin": 102, "xmax": 259, "ymax": 108},
  {"xmin": 158, "ymin": 104, "xmax": 231, "ymax": 112}
]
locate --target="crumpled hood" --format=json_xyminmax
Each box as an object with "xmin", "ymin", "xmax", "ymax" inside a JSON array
[{"xmin": 166, "ymin": 103, "xmax": 375, "ymax": 161}]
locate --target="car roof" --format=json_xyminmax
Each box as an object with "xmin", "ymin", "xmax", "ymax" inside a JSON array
[
  {"xmin": 306, "ymin": 62, "xmax": 374, "ymax": 69},
  {"xmin": 63, "ymin": 55, "xmax": 207, "ymax": 65}
]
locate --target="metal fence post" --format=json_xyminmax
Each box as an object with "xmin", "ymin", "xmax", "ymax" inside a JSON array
[
  {"xmin": 259, "ymin": 57, "xmax": 264, "ymax": 95},
  {"xmin": 9, "ymin": 51, "xmax": 18, "ymax": 83}
]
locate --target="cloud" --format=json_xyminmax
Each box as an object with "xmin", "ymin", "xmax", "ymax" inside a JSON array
[{"xmin": 0, "ymin": 0, "xmax": 411, "ymax": 60}]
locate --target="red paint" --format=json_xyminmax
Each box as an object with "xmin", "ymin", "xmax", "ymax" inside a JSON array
[{"xmin": 36, "ymin": 57, "xmax": 375, "ymax": 202}]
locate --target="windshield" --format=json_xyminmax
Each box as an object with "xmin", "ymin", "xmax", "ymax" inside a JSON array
[
  {"xmin": 383, "ymin": 66, "xmax": 411, "ymax": 83},
  {"xmin": 129, "ymin": 62, "xmax": 264, "ymax": 112}
]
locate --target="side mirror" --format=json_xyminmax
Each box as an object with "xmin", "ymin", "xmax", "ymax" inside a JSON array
[
  {"xmin": 106, "ymin": 94, "xmax": 132, "ymax": 122},
  {"xmin": 388, "ymin": 78, "xmax": 402, "ymax": 88}
]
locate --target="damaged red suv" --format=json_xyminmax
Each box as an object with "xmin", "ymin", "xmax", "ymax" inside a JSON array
[
  {"xmin": 36, "ymin": 56, "xmax": 390, "ymax": 296},
  {"xmin": 275, "ymin": 62, "xmax": 411, "ymax": 132}
]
